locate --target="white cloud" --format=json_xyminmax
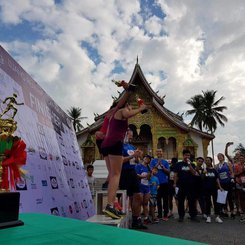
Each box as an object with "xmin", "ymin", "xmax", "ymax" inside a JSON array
[
  {"xmin": 145, "ymin": 16, "xmax": 163, "ymax": 36},
  {"xmin": 1, "ymin": 0, "xmax": 245, "ymax": 157}
]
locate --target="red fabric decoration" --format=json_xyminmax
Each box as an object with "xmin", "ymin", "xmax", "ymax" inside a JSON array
[{"xmin": 1, "ymin": 139, "xmax": 27, "ymax": 190}]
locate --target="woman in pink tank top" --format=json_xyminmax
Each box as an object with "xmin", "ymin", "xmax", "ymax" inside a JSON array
[
  {"xmin": 102, "ymin": 101, "xmax": 147, "ymax": 219},
  {"xmin": 95, "ymin": 82, "xmax": 132, "ymax": 189}
]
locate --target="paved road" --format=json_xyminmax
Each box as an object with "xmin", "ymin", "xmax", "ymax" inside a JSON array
[{"xmin": 142, "ymin": 214, "xmax": 245, "ymax": 245}]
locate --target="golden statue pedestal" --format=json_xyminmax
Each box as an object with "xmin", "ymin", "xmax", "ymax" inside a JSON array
[{"xmin": 0, "ymin": 114, "xmax": 25, "ymax": 228}]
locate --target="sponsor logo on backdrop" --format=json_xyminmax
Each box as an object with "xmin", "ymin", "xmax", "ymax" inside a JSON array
[
  {"xmin": 16, "ymin": 178, "xmax": 27, "ymax": 190},
  {"xmin": 70, "ymin": 178, "xmax": 75, "ymax": 188},
  {"xmin": 36, "ymin": 198, "xmax": 43, "ymax": 204},
  {"xmin": 50, "ymin": 207, "xmax": 60, "ymax": 216},
  {"xmin": 74, "ymin": 201, "xmax": 80, "ymax": 213},
  {"xmin": 75, "ymin": 161, "xmax": 80, "ymax": 170},
  {"xmin": 30, "ymin": 175, "xmax": 37, "ymax": 189},
  {"xmin": 80, "ymin": 180, "xmax": 84, "ymax": 188},
  {"xmin": 58, "ymin": 177, "xmax": 64, "ymax": 188},
  {"xmin": 39, "ymin": 146, "xmax": 48, "ymax": 160},
  {"xmin": 41, "ymin": 180, "xmax": 48, "ymax": 186},
  {"xmin": 69, "ymin": 205, "xmax": 73, "ymax": 214},
  {"xmin": 61, "ymin": 206, "xmax": 66, "ymax": 217},
  {"xmin": 81, "ymin": 199, "xmax": 88, "ymax": 209},
  {"xmin": 50, "ymin": 176, "xmax": 58, "ymax": 189},
  {"xmin": 62, "ymin": 155, "xmax": 67, "ymax": 166}
]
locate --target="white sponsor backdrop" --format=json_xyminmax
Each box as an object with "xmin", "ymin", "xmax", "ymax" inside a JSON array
[{"xmin": 0, "ymin": 46, "xmax": 95, "ymax": 219}]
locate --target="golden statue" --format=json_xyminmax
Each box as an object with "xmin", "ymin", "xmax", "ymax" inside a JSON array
[
  {"xmin": 0, "ymin": 94, "xmax": 26, "ymax": 192},
  {"xmin": 0, "ymin": 93, "xmax": 24, "ymax": 119}
]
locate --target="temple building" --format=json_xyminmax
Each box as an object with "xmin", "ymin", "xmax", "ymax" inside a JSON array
[{"xmin": 77, "ymin": 63, "xmax": 214, "ymax": 164}]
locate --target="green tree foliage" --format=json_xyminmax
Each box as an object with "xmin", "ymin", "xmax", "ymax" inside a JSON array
[
  {"xmin": 234, "ymin": 143, "xmax": 245, "ymax": 156},
  {"xmin": 67, "ymin": 107, "xmax": 87, "ymax": 132},
  {"xmin": 186, "ymin": 90, "xmax": 228, "ymax": 133}
]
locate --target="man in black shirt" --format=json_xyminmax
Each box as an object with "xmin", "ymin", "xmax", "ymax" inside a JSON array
[{"xmin": 174, "ymin": 149, "xmax": 199, "ymax": 222}]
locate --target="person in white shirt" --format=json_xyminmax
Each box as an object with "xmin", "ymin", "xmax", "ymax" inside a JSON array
[{"xmin": 87, "ymin": 165, "xmax": 96, "ymax": 198}]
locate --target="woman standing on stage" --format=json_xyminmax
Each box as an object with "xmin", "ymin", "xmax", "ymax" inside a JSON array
[{"xmin": 102, "ymin": 101, "xmax": 147, "ymax": 219}]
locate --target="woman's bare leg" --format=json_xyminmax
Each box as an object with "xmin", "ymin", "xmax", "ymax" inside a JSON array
[
  {"xmin": 143, "ymin": 193, "xmax": 150, "ymax": 218},
  {"xmin": 107, "ymin": 155, "xmax": 123, "ymax": 205},
  {"xmin": 104, "ymin": 156, "xmax": 111, "ymax": 182}
]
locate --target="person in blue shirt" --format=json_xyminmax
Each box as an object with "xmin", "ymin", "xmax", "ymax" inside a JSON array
[
  {"xmin": 119, "ymin": 128, "xmax": 147, "ymax": 229},
  {"xmin": 135, "ymin": 155, "xmax": 151, "ymax": 224},
  {"xmin": 215, "ymin": 151, "xmax": 235, "ymax": 218},
  {"xmin": 150, "ymin": 148, "xmax": 170, "ymax": 221},
  {"xmin": 149, "ymin": 166, "xmax": 160, "ymax": 223}
]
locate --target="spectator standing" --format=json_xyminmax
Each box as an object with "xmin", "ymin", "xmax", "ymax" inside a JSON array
[
  {"xmin": 174, "ymin": 149, "xmax": 199, "ymax": 222},
  {"xmin": 215, "ymin": 150, "xmax": 235, "ymax": 218},
  {"xmin": 150, "ymin": 148, "xmax": 170, "ymax": 221},
  {"xmin": 149, "ymin": 167, "xmax": 160, "ymax": 223},
  {"xmin": 168, "ymin": 157, "xmax": 178, "ymax": 218},
  {"xmin": 234, "ymin": 154, "xmax": 245, "ymax": 222},
  {"xmin": 202, "ymin": 157, "xmax": 224, "ymax": 223},
  {"xmin": 195, "ymin": 157, "xmax": 206, "ymax": 217},
  {"xmin": 225, "ymin": 142, "xmax": 242, "ymax": 216},
  {"xmin": 86, "ymin": 165, "xmax": 96, "ymax": 198},
  {"xmin": 119, "ymin": 128, "xmax": 147, "ymax": 229},
  {"xmin": 135, "ymin": 155, "xmax": 152, "ymax": 224}
]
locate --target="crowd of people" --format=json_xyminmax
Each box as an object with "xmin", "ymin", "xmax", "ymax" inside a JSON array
[
  {"xmin": 106, "ymin": 142, "xmax": 245, "ymax": 229},
  {"xmin": 89, "ymin": 80, "xmax": 245, "ymax": 229}
]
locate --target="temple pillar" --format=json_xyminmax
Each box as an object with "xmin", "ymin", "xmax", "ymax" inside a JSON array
[
  {"xmin": 202, "ymin": 138, "xmax": 210, "ymax": 159},
  {"xmin": 176, "ymin": 134, "xmax": 186, "ymax": 159}
]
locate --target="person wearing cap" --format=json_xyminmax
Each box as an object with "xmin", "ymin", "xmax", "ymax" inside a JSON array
[{"xmin": 150, "ymin": 148, "xmax": 170, "ymax": 221}]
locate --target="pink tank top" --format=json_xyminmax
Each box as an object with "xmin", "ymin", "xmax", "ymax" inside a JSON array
[{"xmin": 101, "ymin": 113, "xmax": 128, "ymax": 148}]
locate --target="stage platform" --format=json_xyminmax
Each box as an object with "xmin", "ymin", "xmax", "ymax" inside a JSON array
[
  {"xmin": 0, "ymin": 213, "xmax": 206, "ymax": 245},
  {"xmin": 87, "ymin": 214, "xmax": 129, "ymax": 228}
]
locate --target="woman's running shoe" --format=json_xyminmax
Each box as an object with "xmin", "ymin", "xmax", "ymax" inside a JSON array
[{"xmin": 103, "ymin": 204, "xmax": 121, "ymax": 219}]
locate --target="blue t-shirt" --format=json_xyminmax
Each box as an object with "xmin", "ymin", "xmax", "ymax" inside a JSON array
[
  {"xmin": 215, "ymin": 162, "xmax": 231, "ymax": 184},
  {"xmin": 149, "ymin": 176, "xmax": 159, "ymax": 195},
  {"xmin": 135, "ymin": 163, "xmax": 150, "ymax": 186},
  {"xmin": 150, "ymin": 158, "xmax": 170, "ymax": 184},
  {"xmin": 122, "ymin": 143, "xmax": 137, "ymax": 169}
]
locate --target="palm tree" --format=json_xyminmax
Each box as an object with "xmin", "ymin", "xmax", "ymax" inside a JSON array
[
  {"xmin": 201, "ymin": 90, "xmax": 228, "ymax": 133},
  {"xmin": 67, "ymin": 107, "xmax": 87, "ymax": 132},
  {"xmin": 186, "ymin": 94, "xmax": 205, "ymax": 131},
  {"xmin": 186, "ymin": 90, "xmax": 228, "ymax": 162}
]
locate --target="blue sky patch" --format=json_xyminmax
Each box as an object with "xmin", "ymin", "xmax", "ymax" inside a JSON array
[
  {"xmin": 81, "ymin": 40, "xmax": 101, "ymax": 65},
  {"xmin": 111, "ymin": 60, "xmax": 125, "ymax": 74},
  {"xmin": 140, "ymin": 0, "xmax": 166, "ymax": 20},
  {"xmin": 0, "ymin": 20, "xmax": 44, "ymax": 43}
]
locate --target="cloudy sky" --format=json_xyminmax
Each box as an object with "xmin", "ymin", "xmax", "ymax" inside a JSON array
[{"xmin": 0, "ymin": 0, "xmax": 245, "ymax": 159}]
